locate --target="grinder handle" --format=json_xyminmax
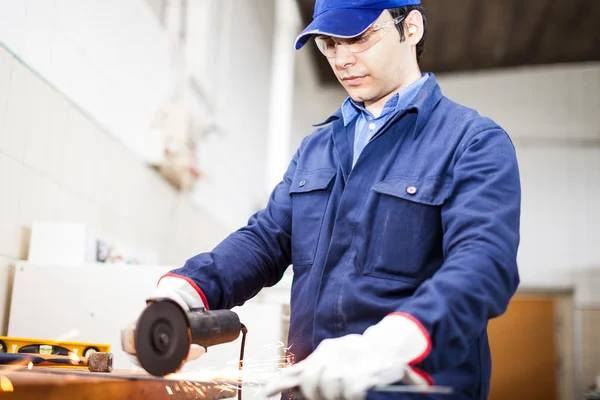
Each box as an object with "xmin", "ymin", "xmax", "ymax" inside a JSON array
[{"xmin": 187, "ymin": 309, "xmax": 242, "ymax": 348}]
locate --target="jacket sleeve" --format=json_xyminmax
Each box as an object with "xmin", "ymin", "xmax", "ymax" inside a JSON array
[
  {"xmin": 163, "ymin": 143, "xmax": 302, "ymax": 310},
  {"xmin": 395, "ymin": 127, "xmax": 521, "ymax": 373}
]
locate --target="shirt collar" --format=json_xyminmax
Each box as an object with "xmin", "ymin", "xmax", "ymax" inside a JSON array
[
  {"xmin": 314, "ymin": 73, "xmax": 442, "ymax": 139},
  {"xmin": 339, "ymin": 73, "xmax": 429, "ymax": 126}
]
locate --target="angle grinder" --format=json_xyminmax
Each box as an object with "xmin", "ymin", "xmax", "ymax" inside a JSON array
[{"xmin": 122, "ymin": 298, "xmax": 247, "ymax": 377}]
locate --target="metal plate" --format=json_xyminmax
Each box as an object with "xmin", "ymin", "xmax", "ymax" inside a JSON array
[{"xmin": 0, "ymin": 365, "xmax": 237, "ymax": 400}]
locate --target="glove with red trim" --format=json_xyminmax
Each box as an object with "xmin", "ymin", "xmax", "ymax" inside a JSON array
[
  {"xmin": 147, "ymin": 273, "xmax": 209, "ymax": 311},
  {"xmin": 263, "ymin": 313, "xmax": 432, "ymax": 400}
]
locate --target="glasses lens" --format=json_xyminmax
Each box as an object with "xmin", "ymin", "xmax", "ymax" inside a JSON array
[
  {"xmin": 315, "ymin": 37, "xmax": 337, "ymax": 58},
  {"xmin": 314, "ymin": 23, "xmax": 393, "ymax": 58},
  {"xmin": 345, "ymin": 28, "xmax": 387, "ymax": 54}
]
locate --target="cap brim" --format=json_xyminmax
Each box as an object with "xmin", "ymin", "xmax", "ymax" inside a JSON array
[{"xmin": 294, "ymin": 8, "xmax": 383, "ymax": 50}]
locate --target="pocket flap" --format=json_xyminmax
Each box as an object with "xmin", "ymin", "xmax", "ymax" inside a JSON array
[
  {"xmin": 372, "ymin": 176, "xmax": 450, "ymax": 206},
  {"xmin": 289, "ymin": 169, "xmax": 336, "ymax": 194}
]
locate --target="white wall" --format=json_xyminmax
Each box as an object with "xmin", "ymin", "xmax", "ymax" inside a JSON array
[
  {"xmin": 193, "ymin": 0, "xmax": 278, "ymax": 230},
  {"xmin": 291, "ymin": 46, "xmax": 348, "ymax": 152},
  {"xmin": 0, "ymin": 0, "xmax": 173, "ymax": 160},
  {"xmin": 0, "ymin": 44, "xmax": 228, "ymax": 335},
  {"xmin": 0, "ymin": 0, "xmax": 280, "ymax": 232}
]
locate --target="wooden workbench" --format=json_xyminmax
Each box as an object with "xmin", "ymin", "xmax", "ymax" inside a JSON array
[{"xmin": 0, "ymin": 366, "xmax": 238, "ymax": 400}]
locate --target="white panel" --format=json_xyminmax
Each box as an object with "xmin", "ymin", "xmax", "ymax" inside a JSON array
[
  {"xmin": 192, "ymin": 0, "xmax": 277, "ymax": 231},
  {"xmin": 17, "ymin": 166, "xmax": 59, "ymax": 227},
  {"xmin": 511, "ymin": 138, "xmax": 600, "ymax": 288},
  {"xmin": 55, "ymin": 188, "xmax": 91, "ymax": 224},
  {"xmin": 0, "ymin": 0, "xmax": 28, "ymax": 56},
  {"xmin": 436, "ymin": 63, "xmax": 600, "ymax": 140},
  {"xmin": 60, "ymin": 110, "xmax": 96, "ymax": 199},
  {"xmin": 22, "ymin": 72, "xmax": 52, "ymax": 174},
  {"xmin": 574, "ymin": 269, "xmax": 600, "ymax": 307},
  {"xmin": 92, "ymin": 129, "xmax": 117, "ymax": 210},
  {"xmin": 0, "ymin": 153, "xmax": 23, "ymax": 258},
  {"xmin": 46, "ymin": 93, "xmax": 70, "ymax": 184},
  {"xmin": 46, "ymin": 32, "xmax": 83, "ymax": 105},
  {"xmin": 0, "ymin": 45, "xmax": 14, "ymax": 135},
  {"xmin": 21, "ymin": 0, "xmax": 54, "ymax": 70},
  {"xmin": 0, "ymin": 255, "xmax": 16, "ymax": 335},
  {"xmin": 3, "ymin": 0, "xmax": 173, "ymax": 164},
  {"xmin": 0, "ymin": 60, "xmax": 33, "ymax": 161}
]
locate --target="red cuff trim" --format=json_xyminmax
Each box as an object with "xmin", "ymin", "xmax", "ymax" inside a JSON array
[
  {"xmin": 158, "ymin": 272, "xmax": 210, "ymax": 310},
  {"xmin": 409, "ymin": 366, "xmax": 435, "ymax": 386},
  {"xmin": 387, "ymin": 312, "xmax": 432, "ymax": 365}
]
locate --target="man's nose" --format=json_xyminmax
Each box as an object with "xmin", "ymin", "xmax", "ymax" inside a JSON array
[{"xmin": 334, "ymin": 45, "xmax": 356, "ymax": 69}]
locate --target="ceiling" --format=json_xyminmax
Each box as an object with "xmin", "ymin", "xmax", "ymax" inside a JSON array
[{"xmin": 296, "ymin": 0, "xmax": 600, "ymax": 85}]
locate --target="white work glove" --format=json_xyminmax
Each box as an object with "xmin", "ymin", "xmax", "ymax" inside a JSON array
[
  {"xmin": 147, "ymin": 274, "xmax": 208, "ymax": 312},
  {"xmin": 263, "ymin": 313, "xmax": 432, "ymax": 400},
  {"xmin": 146, "ymin": 273, "xmax": 208, "ymax": 362}
]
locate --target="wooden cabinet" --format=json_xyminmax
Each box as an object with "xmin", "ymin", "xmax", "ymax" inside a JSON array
[{"xmin": 487, "ymin": 292, "xmax": 574, "ymax": 400}]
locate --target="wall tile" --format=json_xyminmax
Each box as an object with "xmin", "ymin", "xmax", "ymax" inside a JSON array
[
  {"xmin": 60, "ymin": 109, "xmax": 96, "ymax": 199},
  {"xmin": 0, "ymin": 0, "xmax": 27, "ymax": 57},
  {"xmin": 15, "ymin": 166, "xmax": 60, "ymax": 259},
  {"xmin": 22, "ymin": 73, "xmax": 51, "ymax": 174},
  {"xmin": 0, "ymin": 255, "xmax": 16, "ymax": 335},
  {"xmin": 0, "ymin": 60, "xmax": 32, "ymax": 161},
  {"xmin": 0, "ymin": 45, "xmax": 14, "ymax": 137},
  {"xmin": 46, "ymin": 93, "xmax": 69, "ymax": 184},
  {"xmin": 580, "ymin": 308, "xmax": 600, "ymax": 392},
  {"xmin": 22, "ymin": 0, "xmax": 54, "ymax": 70},
  {"xmin": 55, "ymin": 188, "xmax": 91, "ymax": 224},
  {"xmin": 0, "ymin": 153, "xmax": 23, "ymax": 258},
  {"xmin": 91, "ymin": 128, "xmax": 114, "ymax": 210}
]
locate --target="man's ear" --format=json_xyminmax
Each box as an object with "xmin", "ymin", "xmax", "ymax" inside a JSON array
[{"xmin": 404, "ymin": 10, "xmax": 424, "ymax": 43}]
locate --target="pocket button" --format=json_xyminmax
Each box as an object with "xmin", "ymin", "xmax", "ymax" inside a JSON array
[{"xmin": 406, "ymin": 186, "xmax": 418, "ymax": 195}]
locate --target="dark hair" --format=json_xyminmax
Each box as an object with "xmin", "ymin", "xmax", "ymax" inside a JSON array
[{"xmin": 388, "ymin": 6, "xmax": 427, "ymax": 62}]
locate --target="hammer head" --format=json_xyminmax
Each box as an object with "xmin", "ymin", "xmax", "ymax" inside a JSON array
[{"xmin": 88, "ymin": 352, "xmax": 113, "ymax": 373}]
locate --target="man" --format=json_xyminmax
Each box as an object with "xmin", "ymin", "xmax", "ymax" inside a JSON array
[{"xmin": 149, "ymin": 0, "xmax": 521, "ymax": 399}]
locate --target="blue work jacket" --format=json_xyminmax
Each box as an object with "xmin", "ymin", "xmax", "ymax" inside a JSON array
[{"xmin": 170, "ymin": 74, "xmax": 521, "ymax": 400}]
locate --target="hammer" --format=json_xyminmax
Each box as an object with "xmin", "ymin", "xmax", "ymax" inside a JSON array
[{"xmin": 0, "ymin": 352, "xmax": 113, "ymax": 372}]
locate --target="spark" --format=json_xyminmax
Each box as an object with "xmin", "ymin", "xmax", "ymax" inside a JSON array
[
  {"xmin": 0, "ymin": 376, "xmax": 14, "ymax": 392},
  {"xmin": 162, "ymin": 343, "xmax": 296, "ymax": 397},
  {"xmin": 68, "ymin": 352, "xmax": 81, "ymax": 363},
  {"xmin": 166, "ymin": 386, "xmax": 173, "ymax": 395}
]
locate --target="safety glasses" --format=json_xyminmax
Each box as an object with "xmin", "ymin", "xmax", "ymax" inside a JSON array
[{"xmin": 314, "ymin": 17, "xmax": 404, "ymax": 58}]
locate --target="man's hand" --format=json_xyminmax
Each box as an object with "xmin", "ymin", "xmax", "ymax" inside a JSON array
[
  {"xmin": 263, "ymin": 313, "xmax": 432, "ymax": 400},
  {"xmin": 147, "ymin": 274, "xmax": 208, "ymax": 311},
  {"xmin": 143, "ymin": 274, "xmax": 209, "ymax": 362}
]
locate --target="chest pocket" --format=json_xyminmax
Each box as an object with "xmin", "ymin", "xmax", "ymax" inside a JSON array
[
  {"xmin": 288, "ymin": 169, "xmax": 336, "ymax": 266},
  {"xmin": 364, "ymin": 176, "xmax": 451, "ymax": 284}
]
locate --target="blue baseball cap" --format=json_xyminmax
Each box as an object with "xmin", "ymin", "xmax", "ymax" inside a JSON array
[{"xmin": 294, "ymin": 0, "xmax": 421, "ymax": 50}]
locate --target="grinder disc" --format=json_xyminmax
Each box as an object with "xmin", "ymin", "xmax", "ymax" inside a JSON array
[{"xmin": 135, "ymin": 300, "xmax": 191, "ymax": 376}]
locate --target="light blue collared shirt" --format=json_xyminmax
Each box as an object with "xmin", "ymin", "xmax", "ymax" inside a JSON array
[{"xmin": 341, "ymin": 74, "xmax": 429, "ymax": 167}]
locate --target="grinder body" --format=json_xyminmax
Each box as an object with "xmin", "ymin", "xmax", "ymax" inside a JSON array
[
  {"xmin": 124, "ymin": 299, "xmax": 242, "ymax": 376},
  {"xmin": 188, "ymin": 308, "xmax": 241, "ymax": 348}
]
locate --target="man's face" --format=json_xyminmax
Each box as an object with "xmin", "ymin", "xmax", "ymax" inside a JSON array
[{"xmin": 322, "ymin": 11, "xmax": 416, "ymax": 104}]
